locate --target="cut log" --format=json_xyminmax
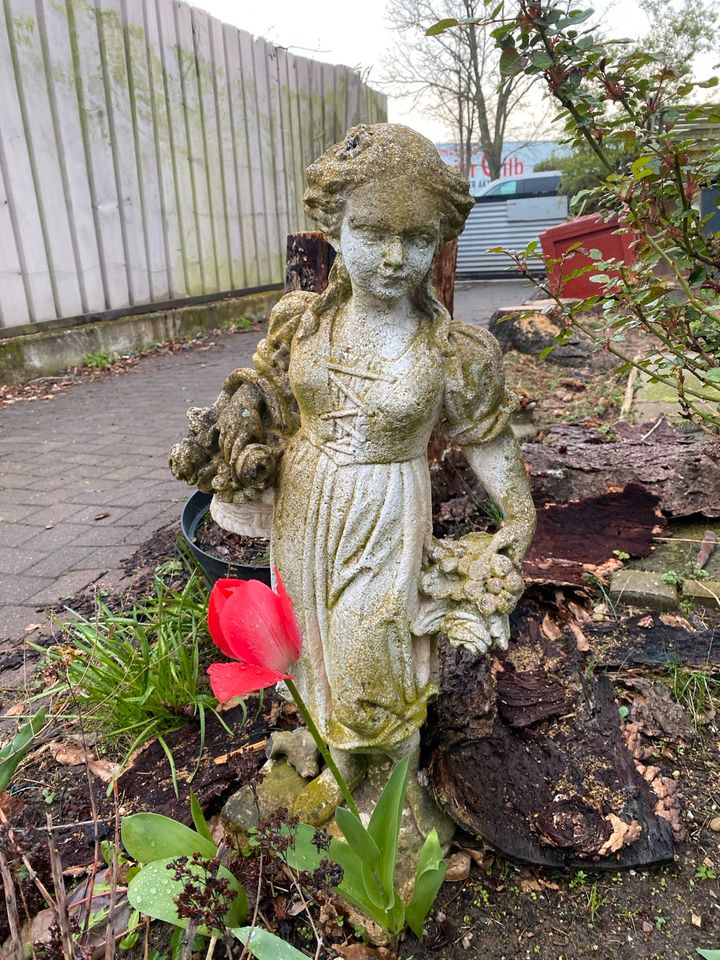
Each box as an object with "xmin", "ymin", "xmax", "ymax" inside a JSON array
[
  {"xmin": 285, "ymin": 231, "xmax": 335, "ymax": 293},
  {"xmin": 425, "ymin": 606, "xmax": 677, "ymax": 868},
  {"xmin": 432, "ymin": 240, "xmax": 458, "ymax": 316},
  {"xmin": 523, "ymin": 420, "xmax": 720, "ymax": 518}
]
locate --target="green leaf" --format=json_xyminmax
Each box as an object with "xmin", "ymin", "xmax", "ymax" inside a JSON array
[
  {"xmin": 282, "ymin": 823, "xmax": 324, "ymax": 873},
  {"xmin": 538, "ymin": 345, "xmax": 555, "ymax": 361},
  {"xmin": 706, "ymin": 368, "xmax": 720, "ymax": 383},
  {"xmin": 406, "ymin": 829, "xmax": 448, "ymax": 939},
  {"xmin": 425, "ymin": 17, "xmax": 458, "ymax": 36},
  {"xmin": 367, "ymin": 756, "xmax": 410, "ymax": 899},
  {"xmin": 121, "ymin": 813, "xmax": 216, "ymax": 863},
  {"xmin": 0, "ymin": 707, "xmax": 46, "ymax": 794},
  {"xmin": 531, "ymin": 50, "xmax": 553, "ymax": 69},
  {"xmin": 335, "ymin": 807, "xmax": 381, "ymax": 869},
  {"xmin": 127, "ymin": 858, "xmax": 246, "ymax": 932},
  {"xmin": 331, "ymin": 839, "xmax": 391, "ymax": 930},
  {"xmin": 190, "ymin": 791, "xmax": 213, "ymax": 844},
  {"xmin": 697, "ymin": 952, "xmax": 720, "ymax": 959},
  {"xmin": 232, "ymin": 927, "xmax": 308, "ymax": 960},
  {"xmin": 499, "ymin": 47, "xmax": 524, "ymax": 76}
]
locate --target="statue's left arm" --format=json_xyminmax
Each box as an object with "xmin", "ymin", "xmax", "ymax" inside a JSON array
[
  {"xmin": 462, "ymin": 427, "xmax": 536, "ymax": 568},
  {"xmin": 419, "ymin": 321, "xmax": 537, "ymax": 655}
]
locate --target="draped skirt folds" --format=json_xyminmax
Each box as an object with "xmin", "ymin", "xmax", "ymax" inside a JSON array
[{"xmin": 272, "ymin": 434, "xmax": 437, "ymax": 752}]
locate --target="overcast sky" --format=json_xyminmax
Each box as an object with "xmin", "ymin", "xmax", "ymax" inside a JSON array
[{"xmin": 191, "ymin": 0, "xmax": 715, "ymax": 143}]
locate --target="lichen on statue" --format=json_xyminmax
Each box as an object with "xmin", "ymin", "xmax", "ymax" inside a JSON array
[{"xmin": 169, "ymin": 123, "xmax": 536, "ymax": 821}]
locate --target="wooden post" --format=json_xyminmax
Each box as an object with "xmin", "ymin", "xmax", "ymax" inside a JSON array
[
  {"xmin": 432, "ymin": 239, "xmax": 458, "ymax": 317},
  {"xmin": 285, "ymin": 231, "xmax": 335, "ymax": 293}
]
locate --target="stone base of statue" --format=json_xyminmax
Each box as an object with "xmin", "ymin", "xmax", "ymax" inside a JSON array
[
  {"xmin": 209, "ymin": 489, "xmax": 273, "ymax": 538},
  {"xmin": 221, "ymin": 731, "xmax": 455, "ymax": 943}
]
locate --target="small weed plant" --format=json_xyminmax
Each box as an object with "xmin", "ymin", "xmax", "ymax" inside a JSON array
[
  {"xmin": 83, "ymin": 351, "xmax": 116, "ymax": 370},
  {"xmin": 36, "ymin": 564, "xmax": 233, "ymax": 787}
]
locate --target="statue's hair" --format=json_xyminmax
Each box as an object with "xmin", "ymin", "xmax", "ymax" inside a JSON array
[
  {"xmin": 304, "ymin": 123, "xmax": 473, "ymax": 245},
  {"xmin": 300, "ymin": 124, "xmax": 472, "ymax": 347}
]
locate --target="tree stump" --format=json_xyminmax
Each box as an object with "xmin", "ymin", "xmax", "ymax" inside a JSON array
[
  {"xmin": 285, "ymin": 231, "xmax": 335, "ymax": 293},
  {"xmin": 432, "ymin": 239, "xmax": 458, "ymax": 316}
]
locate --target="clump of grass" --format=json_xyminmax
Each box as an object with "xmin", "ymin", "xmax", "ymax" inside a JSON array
[
  {"xmin": 35, "ymin": 565, "xmax": 236, "ymax": 790},
  {"xmin": 668, "ymin": 663, "xmax": 719, "ymax": 727}
]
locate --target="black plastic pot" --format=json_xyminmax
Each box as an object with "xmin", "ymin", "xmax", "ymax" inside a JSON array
[{"xmin": 181, "ymin": 490, "xmax": 272, "ymax": 589}]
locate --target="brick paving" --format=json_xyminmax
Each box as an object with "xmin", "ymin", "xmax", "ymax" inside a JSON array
[
  {"xmin": 0, "ymin": 330, "xmax": 262, "ymax": 642},
  {"xmin": 0, "ymin": 280, "xmax": 530, "ymax": 644}
]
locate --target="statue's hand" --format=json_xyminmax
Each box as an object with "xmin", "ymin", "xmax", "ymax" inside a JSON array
[
  {"xmin": 217, "ymin": 387, "xmax": 263, "ymax": 465},
  {"xmin": 487, "ymin": 517, "xmax": 535, "ymax": 568},
  {"xmin": 444, "ymin": 610, "xmax": 510, "ymax": 655}
]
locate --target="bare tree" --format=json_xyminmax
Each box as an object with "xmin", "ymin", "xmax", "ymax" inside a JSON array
[{"xmin": 383, "ymin": 0, "xmax": 542, "ymax": 180}]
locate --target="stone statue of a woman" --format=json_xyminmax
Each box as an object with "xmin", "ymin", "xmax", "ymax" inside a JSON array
[{"xmin": 170, "ymin": 123, "xmax": 536, "ymax": 822}]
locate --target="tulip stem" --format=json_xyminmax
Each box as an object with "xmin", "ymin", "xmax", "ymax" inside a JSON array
[{"xmin": 285, "ymin": 679, "xmax": 360, "ymax": 818}]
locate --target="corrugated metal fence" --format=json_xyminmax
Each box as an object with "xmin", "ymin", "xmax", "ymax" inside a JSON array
[{"xmin": 0, "ymin": 0, "xmax": 386, "ymax": 328}]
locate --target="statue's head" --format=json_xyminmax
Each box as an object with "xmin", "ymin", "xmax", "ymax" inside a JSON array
[{"xmin": 304, "ymin": 124, "xmax": 472, "ymax": 304}]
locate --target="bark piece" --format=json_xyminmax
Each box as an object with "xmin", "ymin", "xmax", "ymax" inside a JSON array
[
  {"xmin": 523, "ymin": 420, "xmax": 720, "ymax": 518},
  {"xmin": 426, "ymin": 609, "xmax": 676, "ymax": 868},
  {"xmin": 524, "ymin": 484, "xmax": 664, "ymax": 586},
  {"xmin": 588, "ymin": 613, "xmax": 720, "ymax": 669}
]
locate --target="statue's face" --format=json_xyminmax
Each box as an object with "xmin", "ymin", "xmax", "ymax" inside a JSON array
[{"xmin": 339, "ymin": 182, "xmax": 440, "ymax": 302}]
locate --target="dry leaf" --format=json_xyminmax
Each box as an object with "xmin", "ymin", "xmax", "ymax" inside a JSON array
[
  {"xmin": 49, "ymin": 741, "xmax": 118, "ymax": 782},
  {"xmin": 567, "ymin": 601, "xmax": 590, "ymax": 623},
  {"xmin": 637, "ymin": 615, "xmax": 654, "ymax": 628},
  {"xmin": 692, "ymin": 913, "xmax": 702, "ymax": 928},
  {"xmin": 88, "ymin": 758, "xmax": 119, "ymax": 782},
  {"xmin": 3, "ymin": 702, "xmax": 27, "ymax": 718},
  {"xmin": 541, "ymin": 613, "xmax": 562, "ymax": 641},
  {"xmin": 568, "ymin": 621, "xmax": 589, "ymax": 652},
  {"xmin": 24, "ymin": 623, "xmax": 43, "ymax": 633}
]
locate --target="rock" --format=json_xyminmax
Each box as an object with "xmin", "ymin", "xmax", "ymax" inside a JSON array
[
  {"xmin": 682, "ymin": 579, "xmax": 720, "ymax": 608},
  {"xmin": 222, "ymin": 759, "xmax": 309, "ymax": 843},
  {"xmin": 609, "ymin": 569, "xmax": 678, "ymax": 612},
  {"xmin": 267, "ymin": 727, "xmax": 320, "ymax": 778},
  {"xmin": 488, "ymin": 306, "xmax": 613, "ymax": 368},
  {"xmin": 709, "ymin": 816, "xmax": 720, "ymax": 832},
  {"xmin": 444, "ymin": 851, "xmax": 471, "ymax": 882}
]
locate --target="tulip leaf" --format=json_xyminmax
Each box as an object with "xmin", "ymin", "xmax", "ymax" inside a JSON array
[
  {"xmin": 367, "ymin": 756, "xmax": 410, "ymax": 897},
  {"xmin": 121, "ymin": 813, "xmax": 216, "ymax": 863},
  {"xmin": 190, "ymin": 791, "xmax": 213, "ymax": 844},
  {"xmin": 0, "ymin": 707, "xmax": 46, "ymax": 794},
  {"xmin": 405, "ymin": 828, "xmax": 447, "ymax": 939},
  {"xmin": 331, "ymin": 839, "xmax": 390, "ymax": 930},
  {"xmin": 233, "ymin": 927, "xmax": 308, "ymax": 960},
  {"xmin": 128, "ymin": 857, "xmax": 246, "ymax": 932},
  {"xmin": 335, "ymin": 807, "xmax": 381, "ymax": 868}
]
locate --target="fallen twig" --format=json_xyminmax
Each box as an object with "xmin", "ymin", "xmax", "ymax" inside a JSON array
[
  {"xmin": 46, "ymin": 813, "xmax": 75, "ymax": 960},
  {"xmin": 0, "ymin": 846, "xmax": 24, "ymax": 960}
]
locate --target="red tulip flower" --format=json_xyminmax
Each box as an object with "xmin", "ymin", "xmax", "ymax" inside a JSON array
[{"xmin": 207, "ymin": 570, "xmax": 302, "ymax": 702}]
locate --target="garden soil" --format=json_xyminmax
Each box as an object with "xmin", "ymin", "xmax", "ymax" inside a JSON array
[{"xmin": 1, "ymin": 525, "xmax": 718, "ymax": 960}]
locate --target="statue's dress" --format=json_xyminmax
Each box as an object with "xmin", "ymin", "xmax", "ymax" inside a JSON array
[{"xmin": 264, "ymin": 299, "xmax": 513, "ymax": 753}]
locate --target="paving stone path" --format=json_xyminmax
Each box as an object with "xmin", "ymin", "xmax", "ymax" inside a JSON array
[
  {"xmin": 0, "ymin": 279, "xmax": 533, "ymax": 644},
  {"xmin": 0, "ymin": 331, "xmax": 260, "ymax": 642}
]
